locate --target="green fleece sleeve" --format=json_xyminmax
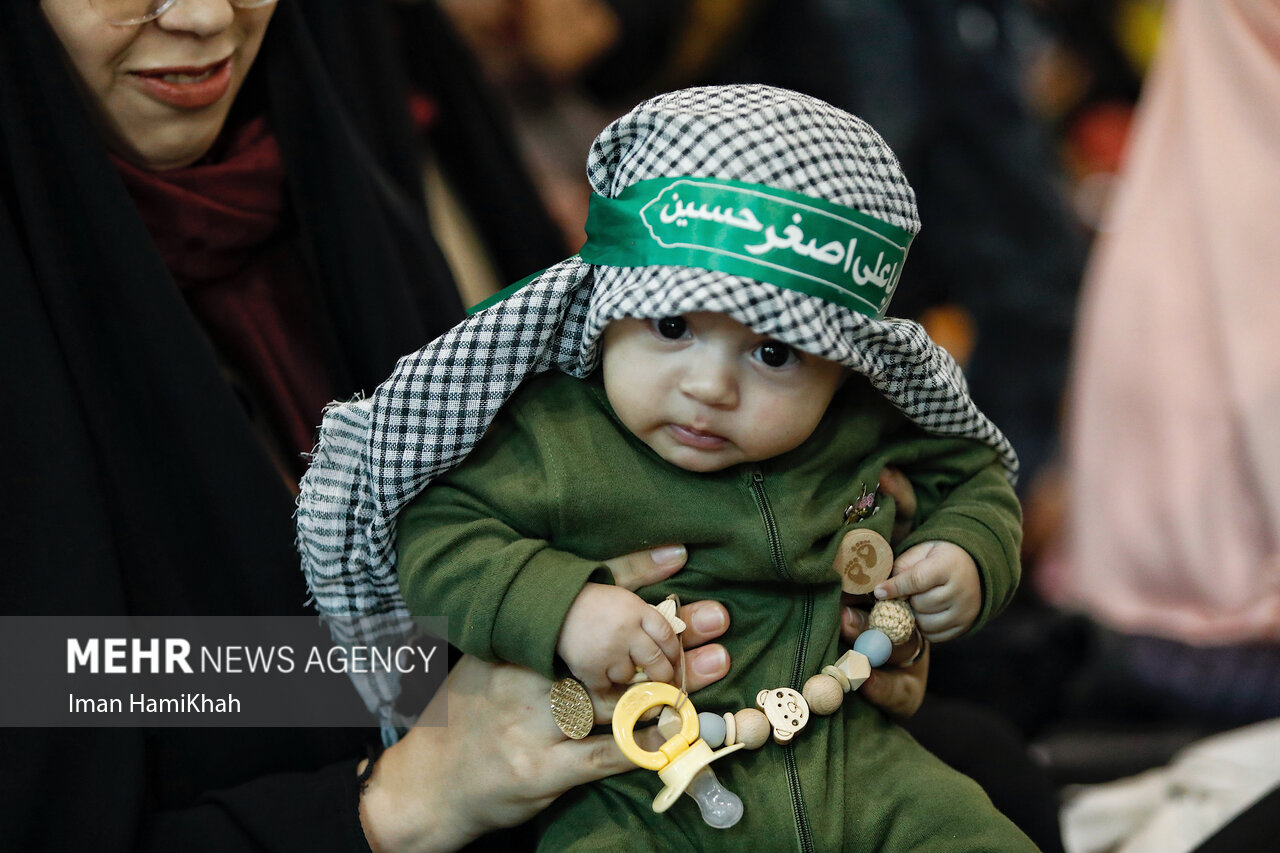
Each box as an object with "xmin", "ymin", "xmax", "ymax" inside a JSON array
[
  {"xmin": 884, "ymin": 436, "xmax": 1023, "ymax": 633},
  {"xmin": 899, "ymin": 460, "xmax": 1022, "ymax": 631},
  {"xmin": 395, "ymin": 406, "xmax": 610, "ymax": 679}
]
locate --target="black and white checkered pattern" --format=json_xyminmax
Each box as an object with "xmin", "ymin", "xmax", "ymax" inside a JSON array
[{"xmin": 295, "ymin": 86, "xmax": 1017, "ymax": 730}]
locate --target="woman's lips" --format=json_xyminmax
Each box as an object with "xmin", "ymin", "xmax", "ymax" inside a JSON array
[
  {"xmin": 130, "ymin": 57, "xmax": 232, "ymax": 109},
  {"xmin": 668, "ymin": 424, "xmax": 728, "ymax": 450}
]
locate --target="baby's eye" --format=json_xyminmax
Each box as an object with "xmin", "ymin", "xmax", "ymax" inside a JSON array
[
  {"xmin": 755, "ymin": 340, "xmax": 798, "ymax": 368},
  {"xmin": 653, "ymin": 317, "xmax": 689, "ymax": 339}
]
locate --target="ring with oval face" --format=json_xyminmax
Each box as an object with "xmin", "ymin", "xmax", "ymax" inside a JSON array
[{"xmin": 549, "ymin": 676, "xmax": 595, "ymax": 739}]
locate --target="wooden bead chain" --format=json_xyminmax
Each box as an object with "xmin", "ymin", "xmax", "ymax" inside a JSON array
[
  {"xmin": 708, "ymin": 613, "xmax": 923, "ymax": 751},
  {"xmin": 606, "ymin": 498, "xmax": 932, "ymax": 823},
  {"xmin": 646, "ymin": 526, "xmax": 924, "ymax": 752},
  {"xmin": 705, "ymin": 523, "xmax": 923, "ymax": 749}
]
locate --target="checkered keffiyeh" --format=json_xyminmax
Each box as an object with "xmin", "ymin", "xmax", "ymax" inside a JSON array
[{"xmin": 295, "ymin": 86, "xmax": 1018, "ymax": 730}]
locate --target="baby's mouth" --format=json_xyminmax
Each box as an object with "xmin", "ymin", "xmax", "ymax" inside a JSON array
[{"xmin": 668, "ymin": 424, "xmax": 728, "ymax": 449}]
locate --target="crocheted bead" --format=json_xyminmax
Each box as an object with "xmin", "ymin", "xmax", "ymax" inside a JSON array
[
  {"xmin": 868, "ymin": 598, "xmax": 916, "ymax": 645},
  {"xmin": 853, "ymin": 628, "xmax": 893, "ymax": 667}
]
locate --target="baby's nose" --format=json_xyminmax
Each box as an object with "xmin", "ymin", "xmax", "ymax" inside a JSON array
[{"xmin": 679, "ymin": 360, "xmax": 738, "ymax": 408}]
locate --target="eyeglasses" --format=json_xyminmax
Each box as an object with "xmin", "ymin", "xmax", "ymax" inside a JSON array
[{"xmin": 91, "ymin": 0, "xmax": 278, "ymax": 28}]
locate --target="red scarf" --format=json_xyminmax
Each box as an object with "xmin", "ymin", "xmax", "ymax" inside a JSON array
[{"xmin": 112, "ymin": 118, "xmax": 334, "ymax": 480}]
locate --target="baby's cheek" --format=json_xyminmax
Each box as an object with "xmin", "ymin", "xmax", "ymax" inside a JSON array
[
  {"xmin": 753, "ymin": 406, "xmax": 823, "ymax": 458},
  {"xmin": 737, "ymin": 418, "xmax": 788, "ymax": 459}
]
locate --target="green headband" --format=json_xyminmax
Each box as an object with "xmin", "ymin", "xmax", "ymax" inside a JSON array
[{"xmin": 578, "ymin": 176, "xmax": 914, "ymax": 319}]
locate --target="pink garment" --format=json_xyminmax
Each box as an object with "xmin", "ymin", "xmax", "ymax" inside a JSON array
[{"xmin": 1042, "ymin": 0, "xmax": 1280, "ymax": 644}]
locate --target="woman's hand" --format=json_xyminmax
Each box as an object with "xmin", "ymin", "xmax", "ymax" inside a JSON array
[
  {"xmin": 839, "ymin": 604, "xmax": 929, "ymax": 719},
  {"xmin": 358, "ymin": 545, "xmax": 729, "ymax": 853},
  {"xmin": 878, "ymin": 465, "xmax": 917, "ymax": 544},
  {"xmin": 836, "ymin": 467, "xmax": 929, "ymax": 719}
]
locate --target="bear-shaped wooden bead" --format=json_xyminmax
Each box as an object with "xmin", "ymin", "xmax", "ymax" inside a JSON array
[{"xmin": 755, "ymin": 687, "xmax": 810, "ymax": 743}]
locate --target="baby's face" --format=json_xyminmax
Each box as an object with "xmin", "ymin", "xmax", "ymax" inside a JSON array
[{"xmin": 602, "ymin": 312, "xmax": 845, "ymax": 472}]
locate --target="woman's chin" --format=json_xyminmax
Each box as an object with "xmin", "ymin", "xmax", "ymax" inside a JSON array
[{"xmin": 104, "ymin": 106, "xmax": 230, "ymax": 171}]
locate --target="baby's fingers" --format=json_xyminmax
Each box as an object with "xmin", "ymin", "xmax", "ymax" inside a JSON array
[
  {"xmin": 605, "ymin": 658, "xmax": 641, "ymax": 688},
  {"xmin": 913, "ymin": 609, "xmax": 967, "ymax": 643},
  {"xmin": 589, "ymin": 644, "xmax": 730, "ymax": 724},
  {"xmin": 875, "ymin": 544, "xmax": 945, "ymax": 600},
  {"xmin": 641, "ymin": 607, "xmax": 683, "ymax": 668},
  {"xmin": 629, "ymin": 637, "xmax": 675, "ymax": 686},
  {"xmin": 583, "ymin": 663, "xmax": 625, "ymax": 695}
]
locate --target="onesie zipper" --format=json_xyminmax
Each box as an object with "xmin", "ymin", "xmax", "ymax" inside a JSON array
[
  {"xmin": 749, "ymin": 470, "xmax": 791, "ymax": 581},
  {"xmin": 748, "ymin": 470, "xmax": 816, "ymax": 853}
]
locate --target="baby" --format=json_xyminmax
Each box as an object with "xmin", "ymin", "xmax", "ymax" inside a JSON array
[
  {"xmin": 402, "ymin": 308, "xmax": 1001, "ymax": 696},
  {"xmin": 299, "ymin": 85, "xmax": 1033, "ymax": 851}
]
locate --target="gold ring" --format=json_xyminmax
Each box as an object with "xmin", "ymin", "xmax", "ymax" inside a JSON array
[{"xmin": 549, "ymin": 676, "xmax": 594, "ymax": 739}]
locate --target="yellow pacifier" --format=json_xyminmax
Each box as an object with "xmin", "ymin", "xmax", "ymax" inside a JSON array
[{"xmin": 612, "ymin": 681, "xmax": 744, "ymax": 827}]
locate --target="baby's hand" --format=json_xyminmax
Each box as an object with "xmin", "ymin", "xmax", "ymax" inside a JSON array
[
  {"xmin": 556, "ymin": 583, "xmax": 682, "ymax": 692},
  {"xmin": 874, "ymin": 541, "xmax": 980, "ymax": 643}
]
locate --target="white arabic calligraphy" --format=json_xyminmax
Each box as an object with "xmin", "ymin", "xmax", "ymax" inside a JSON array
[
  {"xmin": 743, "ymin": 213, "xmax": 898, "ymax": 290},
  {"xmin": 849, "ymin": 248, "xmax": 897, "ymax": 290},
  {"xmin": 651, "ymin": 192, "xmax": 900, "ymax": 294},
  {"xmin": 657, "ymin": 193, "xmax": 764, "ymax": 232}
]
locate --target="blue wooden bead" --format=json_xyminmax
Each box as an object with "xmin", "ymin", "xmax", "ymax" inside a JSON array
[
  {"xmin": 853, "ymin": 628, "xmax": 893, "ymax": 667},
  {"xmin": 698, "ymin": 711, "xmax": 727, "ymax": 748}
]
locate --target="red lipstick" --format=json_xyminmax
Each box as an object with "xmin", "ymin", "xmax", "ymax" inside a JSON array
[{"xmin": 130, "ymin": 57, "xmax": 232, "ymax": 109}]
